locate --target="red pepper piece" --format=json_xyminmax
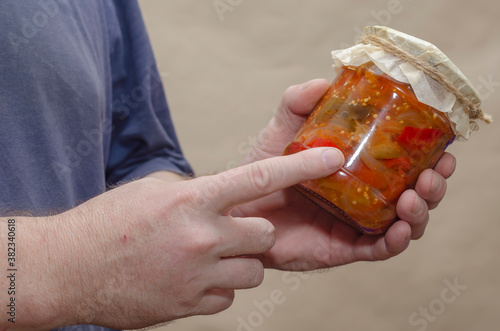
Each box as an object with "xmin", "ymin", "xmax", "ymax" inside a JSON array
[
  {"xmin": 284, "ymin": 141, "xmax": 308, "ymax": 155},
  {"xmin": 353, "ymin": 161, "xmax": 387, "ymax": 191},
  {"xmin": 396, "ymin": 126, "xmax": 444, "ymax": 150},
  {"xmin": 309, "ymin": 137, "xmax": 340, "ymax": 149}
]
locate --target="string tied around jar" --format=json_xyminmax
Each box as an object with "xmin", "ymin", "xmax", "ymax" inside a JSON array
[{"xmin": 358, "ymin": 33, "xmax": 493, "ymax": 125}]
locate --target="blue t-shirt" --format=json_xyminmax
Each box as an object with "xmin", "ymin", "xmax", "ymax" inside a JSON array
[{"xmin": 0, "ymin": 0, "xmax": 193, "ymax": 329}]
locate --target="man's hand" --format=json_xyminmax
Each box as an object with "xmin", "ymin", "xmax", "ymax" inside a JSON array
[
  {"xmin": 2, "ymin": 146, "xmax": 344, "ymax": 329},
  {"xmin": 234, "ymin": 79, "xmax": 456, "ymax": 271}
]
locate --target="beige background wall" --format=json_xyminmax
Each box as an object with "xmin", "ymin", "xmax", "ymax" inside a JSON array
[{"xmin": 137, "ymin": 1, "xmax": 499, "ymax": 330}]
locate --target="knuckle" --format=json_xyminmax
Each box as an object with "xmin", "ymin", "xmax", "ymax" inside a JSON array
[
  {"xmin": 176, "ymin": 223, "xmax": 220, "ymax": 256},
  {"xmin": 171, "ymin": 291, "xmax": 207, "ymax": 318},
  {"xmin": 283, "ymin": 85, "xmax": 296, "ymax": 100},
  {"xmin": 206, "ymin": 290, "xmax": 235, "ymax": 315},
  {"xmin": 417, "ymin": 170, "xmax": 447, "ymax": 203},
  {"xmin": 248, "ymin": 161, "xmax": 277, "ymax": 192},
  {"xmin": 282, "ymin": 85, "xmax": 298, "ymax": 110},
  {"xmin": 219, "ymin": 290, "xmax": 236, "ymax": 311},
  {"xmin": 246, "ymin": 259, "xmax": 265, "ymax": 287},
  {"xmin": 186, "ymin": 176, "xmax": 222, "ymax": 210},
  {"xmin": 411, "ymin": 218, "xmax": 428, "ymax": 240},
  {"xmin": 260, "ymin": 221, "xmax": 276, "ymax": 250},
  {"xmin": 170, "ymin": 176, "xmax": 225, "ymax": 215},
  {"xmin": 189, "ymin": 232, "xmax": 220, "ymax": 253}
]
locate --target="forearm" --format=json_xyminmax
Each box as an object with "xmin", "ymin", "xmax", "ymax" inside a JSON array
[
  {"xmin": 0, "ymin": 174, "xmax": 188, "ymax": 330},
  {"xmin": 0, "ymin": 215, "xmax": 78, "ymax": 329},
  {"xmin": 144, "ymin": 170, "xmax": 190, "ymax": 182}
]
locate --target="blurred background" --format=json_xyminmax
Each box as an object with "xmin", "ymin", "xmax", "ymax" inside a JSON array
[{"xmin": 137, "ymin": 1, "xmax": 499, "ymax": 330}]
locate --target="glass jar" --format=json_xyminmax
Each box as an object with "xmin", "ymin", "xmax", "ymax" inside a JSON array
[{"xmin": 283, "ymin": 62, "xmax": 456, "ymax": 234}]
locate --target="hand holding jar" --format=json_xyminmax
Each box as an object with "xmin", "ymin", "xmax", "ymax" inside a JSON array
[
  {"xmin": 283, "ymin": 26, "xmax": 491, "ymax": 235},
  {"xmin": 236, "ymin": 78, "xmax": 455, "ymax": 271}
]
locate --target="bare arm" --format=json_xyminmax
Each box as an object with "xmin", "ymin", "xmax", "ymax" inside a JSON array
[
  {"xmin": 1, "ymin": 216, "xmax": 69, "ymax": 329},
  {"xmin": 0, "ymin": 170, "xmax": 188, "ymax": 328},
  {"xmin": 0, "ymin": 148, "xmax": 341, "ymax": 329},
  {"xmin": 144, "ymin": 170, "xmax": 190, "ymax": 182}
]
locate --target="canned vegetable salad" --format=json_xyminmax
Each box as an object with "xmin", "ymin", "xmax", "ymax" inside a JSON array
[{"xmin": 283, "ymin": 26, "xmax": 492, "ymax": 235}]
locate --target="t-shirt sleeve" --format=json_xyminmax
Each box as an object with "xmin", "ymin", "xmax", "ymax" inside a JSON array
[{"xmin": 105, "ymin": 0, "xmax": 193, "ymax": 186}]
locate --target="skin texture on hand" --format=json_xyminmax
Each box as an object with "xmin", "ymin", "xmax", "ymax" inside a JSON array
[
  {"xmin": 0, "ymin": 80, "xmax": 455, "ymax": 329},
  {"xmin": 0, "ymin": 146, "xmax": 345, "ymax": 330},
  {"xmin": 234, "ymin": 78, "xmax": 457, "ymax": 271}
]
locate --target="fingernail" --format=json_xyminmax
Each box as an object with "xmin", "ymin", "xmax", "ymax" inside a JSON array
[
  {"xmin": 430, "ymin": 172, "xmax": 442, "ymax": 193},
  {"xmin": 411, "ymin": 196, "xmax": 424, "ymax": 215},
  {"xmin": 450, "ymin": 155, "xmax": 457, "ymax": 174},
  {"xmin": 404, "ymin": 233, "xmax": 411, "ymax": 249},
  {"xmin": 322, "ymin": 148, "xmax": 344, "ymax": 170}
]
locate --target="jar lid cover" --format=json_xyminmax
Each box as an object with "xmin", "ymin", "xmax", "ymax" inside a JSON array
[{"xmin": 331, "ymin": 26, "xmax": 491, "ymax": 139}]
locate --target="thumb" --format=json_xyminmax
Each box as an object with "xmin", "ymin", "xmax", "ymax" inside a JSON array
[
  {"xmin": 212, "ymin": 147, "xmax": 344, "ymax": 213},
  {"xmin": 280, "ymin": 79, "xmax": 331, "ymax": 117},
  {"xmin": 269, "ymin": 79, "xmax": 331, "ymax": 141}
]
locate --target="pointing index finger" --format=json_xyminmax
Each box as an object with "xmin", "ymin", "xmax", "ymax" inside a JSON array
[{"xmin": 211, "ymin": 147, "xmax": 344, "ymax": 213}]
